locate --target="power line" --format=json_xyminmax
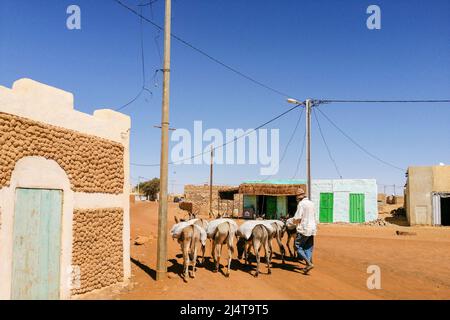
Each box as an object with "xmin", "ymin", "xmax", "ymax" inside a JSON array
[
  {"xmin": 112, "ymin": 0, "xmax": 296, "ymax": 99},
  {"xmin": 115, "ymin": 1, "xmax": 153, "ymax": 112},
  {"xmin": 258, "ymin": 107, "xmax": 304, "ymax": 181},
  {"xmin": 319, "ymin": 99, "xmax": 450, "ymax": 104},
  {"xmin": 130, "ymin": 103, "xmax": 302, "ymax": 167},
  {"xmin": 137, "ymin": 0, "xmax": 159, "ymax": 6},
  {"xmin": 139, "ymin": 3, "xmax": 147, "ymax": 86},
  {"xmin": 315, "ymin": 107, "xmax": 405, "ymax": 172},
  {"xmin": 313, "ymin": 108, "xmax": 343, "ymax": 179},
  {"xmin": 280, "ymin": 107, "xmax": 304, "ymax": 164},
  {"xmin": 292, "ymin": 128, "xmax": 307, "ymax": 179}
]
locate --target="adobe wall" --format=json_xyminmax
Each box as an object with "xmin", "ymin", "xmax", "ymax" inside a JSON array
[
  {"xmin": 0, "ymin": 79, "xmax": 131, "ymax": 299},
  {"xmin": 184, "ymin": 184, "xmax": 242, "ymax": 216}
]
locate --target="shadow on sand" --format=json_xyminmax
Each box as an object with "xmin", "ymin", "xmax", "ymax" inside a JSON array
[{"xmin": 131, "ymin": 251, "xmax": 308, "ymax": 282}]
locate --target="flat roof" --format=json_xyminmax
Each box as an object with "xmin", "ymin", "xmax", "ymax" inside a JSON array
[{"xmin": 242, "ymin": 179, "xmax": 307, "ymax": 185}]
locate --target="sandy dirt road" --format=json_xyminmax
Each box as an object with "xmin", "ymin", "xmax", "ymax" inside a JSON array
[{"xmin": 82, "ymin": 201, "xmax": 450, "ymax": 300}]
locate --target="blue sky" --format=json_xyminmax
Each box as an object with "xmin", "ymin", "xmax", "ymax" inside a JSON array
[{"xmin": 1, "ymin": 0, "xmax": 449, "ymax": 194}]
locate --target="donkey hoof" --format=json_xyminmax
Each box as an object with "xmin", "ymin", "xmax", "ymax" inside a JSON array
[
  {"xmin": 254, "ymin": 273, "xmax": 259, "ymax": 278},
  {"xmin": 213, "ymin": 269, "xmax": 218, "ymax": 273},
  {"xmin": 268, "ymin": 269, "xmax": 272, "ymax": 274},
  {"xmin": 225, "ymin": 273, "xmax": 230, "ymax": 278}
]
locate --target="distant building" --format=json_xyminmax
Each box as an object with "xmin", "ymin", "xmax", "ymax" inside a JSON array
[
  {"xmin": 238, "ymin": 179, "xmax": 378, "ymax": 223},
  {"xmin": 405, "ymin": 165, "xmax": 450, "ymax": 226}
]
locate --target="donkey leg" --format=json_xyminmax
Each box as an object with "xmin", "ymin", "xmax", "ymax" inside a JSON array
[
  {"xmin": 182, "ymin": 244, "xmax": 190, "ymax": 282},
  {"xmin": 211, "ymin": 241, "xmax": 216, "ymax": 267},
  {"xmin": 214, "ymin": 244, "xmax": 220, "ymax": 272},
  {"xmin": 226, "ymin": 244, "xmax": 234, "ymax": 277},
  {"xmin": 254, "ymin": 243, "xmax": 260, "ymax": 277},
  {"xmin": 277, "ymin": 234, "xmax": 286, "ymax": 264},
  {"xmin": 191, "ymin": 245, "xmax": 198, "ymax": 278},
  {"xmin": 265, "ymin": 241, "xmax": 272, "ymax": 275},
  {"xmin": 287, "ymin": 234, "xmax": 294, "ymax": 257},
  {"xmin": 201, "ymin": 244, "xmax": 206, "ymax": 265},
  {"xmin": 219, "ymin": 244, "xmax": 224, "ymax": 270}
]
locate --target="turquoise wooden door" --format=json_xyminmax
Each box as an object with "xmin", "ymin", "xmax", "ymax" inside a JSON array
[
  {"xmin": 12, "ymin": 188, "xmax": 63, "ymax": 300},
  {"xmin": 349, "ymin": 193, "xmax": 365, "ymax": 223}
]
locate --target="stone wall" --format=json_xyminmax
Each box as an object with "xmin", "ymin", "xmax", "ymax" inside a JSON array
[
  {"xmin": 184, "ymin": 185, "xmax": 242, "ymax": 216},
  {"xmin": 71, "ymin": 208, "xmax": 124, "ymax": 295},
  {"xmin": 0, "ymin": 112, "xmax": 124, "ymax": 194}
]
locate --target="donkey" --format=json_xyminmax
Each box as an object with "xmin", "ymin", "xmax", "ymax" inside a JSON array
[
  {"xmin": 281, "ymin": 216, "xmax": 298, "ymax": 258},
  {"xmin": 237, "ymin": 224, "xmax": 272, "ymax": 277},
  {"xmin": 174, "ymin": 216, "xmax": 208, "ymax": 281},
  {"xmin": 210, "ymin": 221, "xmax": 236, "ymax": 277},
  {"xmin": 175, "ymin": 215, "xmax": 208, "ymax": 264},
  {"xmin": 175, "ymin": 223, "xmax": 202, "ymax": 281},
  {"xmin": 265, "ymin": 220, "xmax": 287, "ymax": 264}
]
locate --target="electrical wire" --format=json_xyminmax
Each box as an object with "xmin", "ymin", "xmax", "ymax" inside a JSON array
[
  {"xmin": 137, "ymin": 0, "xmax": 159, "ymax": 6},
  {"xmin": 258, "ymin": 107, "xmax": 304, "ymax": 181},
  {"xmin": 115, "ymin": 2, "xmax": 153, "ymax": 112},
  {"xmin": 291, "ymin": 129, "xmax": 306, "ymax": 179},
  {"xmin": 130, "ymin": 103, "xmax": 302, "ymax": 167},
  {"xmin": 112, "ymin": 0, "xmax": 297, "ymax": 99},
  {"xmin": 315, "ymin": 107, "xmax": 405, "ymax": 172},
  {"xmin": 319, "ymin": 99, "xmax": 450, "ymax": 104},
  {"xmin": 313, "ymin": 108, "xmax": 343, "ymax": 179}
]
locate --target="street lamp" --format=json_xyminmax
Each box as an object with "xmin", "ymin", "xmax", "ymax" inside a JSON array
[{"xmin": 287, "ymin": 98, "xmax": 303, "ymax": 105}]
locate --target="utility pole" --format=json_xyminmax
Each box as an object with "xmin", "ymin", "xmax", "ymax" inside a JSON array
[
  {"xmin": 305, "ymin": 99, "xmax": 312, "ymax": 199},
  {"xmin": 156, "ymin": 0, "xmax": 171, "ymax": 281},
  {"xmin": 209, "ymin": 146, "xmax": 214, "ymax": 218}
]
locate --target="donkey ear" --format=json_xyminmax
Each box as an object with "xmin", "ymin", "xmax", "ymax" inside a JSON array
[{"xmin": 174, "ymin": 216, "xmax": 180, "ymax": 223}]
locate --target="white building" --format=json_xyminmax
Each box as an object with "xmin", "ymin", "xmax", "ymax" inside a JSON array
[
  {"xmin": 311, "ymin": 179, "xmax": 378, "ymax": 223},
  {"xmin": 239, "ymin": 179, "xmax": 378, "ymax": 223}
]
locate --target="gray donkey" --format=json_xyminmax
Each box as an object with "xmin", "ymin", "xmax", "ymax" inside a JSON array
[
  {"xmin": 237, "ymin": 224, "xmax": 272, "ymax": 277},
  {"xmin": 266, "ymin": 220, "xmax": 287, "ymax": 264},
  {"xmin": 174, "ymin": 216, "xmax": 208, "ymax": 281},
  {"xmin": 209, "ymin": 220, "xmax": 237, "ymax": 277}
]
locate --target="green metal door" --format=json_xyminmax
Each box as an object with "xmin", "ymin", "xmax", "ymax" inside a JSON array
[
  {"xmin": 12, "ymin": 188, "xmax": 63, "ymax": 300},
  {"xmin": 265, "ymin": 196, "xmax": 277, "ymax": 219},
  {"xmin": 349, "ymin": 193, "xmax": 365, "ymax": 223},
  {"xmin": 319, "ymin": 193, "xmax": 334, "ymax": 223}
]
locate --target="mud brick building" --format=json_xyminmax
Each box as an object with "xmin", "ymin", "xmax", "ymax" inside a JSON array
[
  {"xmin": 405, "ymin": 165, "xmax": 450, "ymax": 226},
  {"xmin": 0, "ymin": 79, "xmax": 131, "ymax": 299}
]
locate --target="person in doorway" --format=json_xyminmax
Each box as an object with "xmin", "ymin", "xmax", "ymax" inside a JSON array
[{"xmin": 293, "ymin": 188, "xmax": 317, "ymax": 274}]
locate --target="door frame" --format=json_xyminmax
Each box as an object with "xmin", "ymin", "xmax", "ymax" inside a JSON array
[
  {"xmin": 432, "ymin": 192, "xmax": 450, "ymax": 226},
  {"xmin": 0, "ymin": 157, "xmax": 74, "ymax": 300},
  {"xmin": 11, "ymin": 188, "xmax": 64, "ymax": 299}
]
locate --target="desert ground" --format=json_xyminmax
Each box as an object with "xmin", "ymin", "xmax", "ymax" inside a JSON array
[{"xmin": 81, "ymin": 201, "xmax": 450, "ymax": 300}]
